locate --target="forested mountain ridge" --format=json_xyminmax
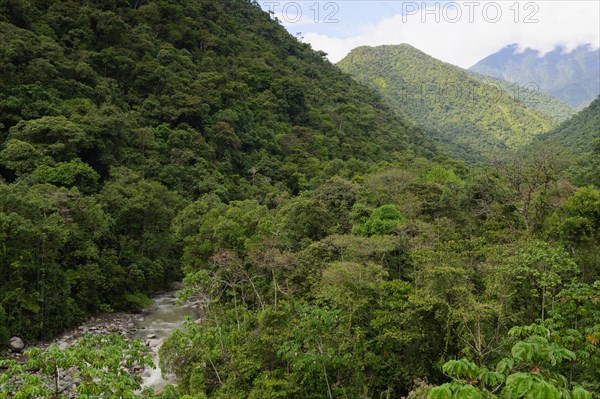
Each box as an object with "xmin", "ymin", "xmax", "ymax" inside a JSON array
[
  {"xmin": 0, "ymin": 0, "xmax": 429, "ymax": 343},
  {"xmin": 470, "ymin": 44, "xmax": 600, "ymax": 109},
  {"xmin": 468, "ymin": 71, "xmax": 576, "ymax": 122},
  {"xmin": 1, "ymin": 1, "xmax": 600, "ymax": 399},
  {"xmin": 337, "ymin": 44, "xmax": 558, "ymax": 163}
]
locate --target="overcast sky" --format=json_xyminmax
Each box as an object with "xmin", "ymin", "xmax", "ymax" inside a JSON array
[{"xmin": 258, "ymin": 1, "xmax": 600, "ymax": 68}]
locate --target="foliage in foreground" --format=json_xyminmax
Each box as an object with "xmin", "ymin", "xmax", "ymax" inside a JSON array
[
  {"xmin": 0, "ymin": 334, "xmax": 153, "ymax": 399},
  {"xmin": 429, "ymin": 325, "xmax": 593, "ymax": 399}
]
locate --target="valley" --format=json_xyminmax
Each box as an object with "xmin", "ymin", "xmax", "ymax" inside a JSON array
[{"xmin": 0, "ymin": 1, "xmax": 599, "ymax": 398}]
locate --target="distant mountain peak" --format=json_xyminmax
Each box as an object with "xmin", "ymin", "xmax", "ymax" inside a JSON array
[
  {"xmin": 351, "ymin": 43, "xmax": 423, "ymax": 54},
  {"xmin": 470, "ymin": 44, "xmax": 600, "ymax": 108},
  {"xmin": 347, "ymin": 44, "xmax": 449, "ymax": 65}
]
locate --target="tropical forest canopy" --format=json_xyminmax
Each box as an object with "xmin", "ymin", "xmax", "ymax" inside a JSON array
[{"xmin": 0, "ymin": 1, "xmax": 599, "ymax": 399}]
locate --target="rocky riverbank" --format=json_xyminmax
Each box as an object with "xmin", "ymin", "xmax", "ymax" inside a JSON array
[
  {"xmin": 2, "ymin": 289, "xmax": 202, "ymax": 397},
  {"xmin": 3, "ymin": 312, "xmax": 144, "ymax": 359}
]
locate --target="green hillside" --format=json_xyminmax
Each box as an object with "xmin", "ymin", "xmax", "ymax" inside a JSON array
[
  {"xmin": 468, "ymin": 71, "xmax": 576, "ymax": 122},
  {"xmin": 543, "ymin": 96, "xmax": 600, "ymax": 153},
  {"xmin": 542, "ymin": 96, "xmax": 600, "ymax": 185},
  {"xmin": 337, "ymin": 44, "xmax": 559, "ymax": 163}
]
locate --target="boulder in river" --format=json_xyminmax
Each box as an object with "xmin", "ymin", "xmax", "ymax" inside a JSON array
[
  {"xmin": 146, "ymin": 338, "xmax": 163, "ymax": 348},
  {"xmin": 8, "ymin": 337, "xmax": 25, "ymax": 352}
]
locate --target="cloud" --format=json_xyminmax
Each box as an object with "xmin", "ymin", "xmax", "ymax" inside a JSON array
[{"xmin": 300, "ymin": 1, "xmax": 600, "ymax": 68}]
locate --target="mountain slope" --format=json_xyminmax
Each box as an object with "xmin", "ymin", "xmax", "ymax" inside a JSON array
[
  {"xmin": 337, "ymin": 44, "xmax": 558, "ymax": 163},
  {"xmin": 2, "ymin": 3, "xmax": 600, "ymax": 399},
  {"xmin": 0, "ymin": 0, "xmax": 429, "ymax": 194},
  {"xmin": 543, "ymin": 96, "xmax": 600, "ymax": 153},
  {"xmin": 470, "ymin": 44, "xmax": 600, "ymax": 109},
  {"xmin": 468, "ymin": 71, "xmax": 576, "ymax": 122},
  {"xmin": 541, "ymin": 96, "xmax": 600, "ymax": 186}
]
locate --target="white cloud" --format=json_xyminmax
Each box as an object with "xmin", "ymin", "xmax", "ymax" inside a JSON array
[{"xmin": 301, "ymin": 1, "xmax": 600, "ymax": 68}]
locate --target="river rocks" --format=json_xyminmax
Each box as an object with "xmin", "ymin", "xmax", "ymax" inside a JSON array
[
  {"xmin": 132, "ymin": 363, "xmax": 145, "ymax": 373},
  {"xmin": 11, "ymin": 313, "xmax": 147, "ymax": 358},
  {"xmin": 146, "ymin": 333, "xmax": 157, "ymax": 339},
  {"xmin": 8, "ymin": 336, "xmax": 24, "ymax": 352},
  {"xmin": 146, "ymin": 338, "xmax": 163, "ymax": 349},
  {"xmin": 74, "ymin": 314, "xmax": 142, "ymax": 339}
]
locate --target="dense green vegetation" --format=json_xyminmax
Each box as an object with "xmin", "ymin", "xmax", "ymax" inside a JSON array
[
  {"xmin": 470, "ymin": 44, "xmax": 600, "ymax": 109},
  {"xmin": 156, "ymin": 142, "xmax": 600, "ymax": 398},
  {"xmin": 1, "ymin": 1, "xmax": 599, "ymax": 398},
  {"xmin": 1, "ymin": 334, "xmax": 154, "ymax": 398},
  {"xmin": 541, "ymin": 96, "xmax": 600, "ymax": 187},
  {"xmin": 337, "ymin": 44, "xmax": 558, "ymax": 163},
  {"xmin": 469, "ymin": 72, "xmax": 576, "ymax": 122},
  {"xmin": 0, "ymin": 0, "xmax": 429, "ymax": 343},
  {"xmin": 543, "ymin": 96, "xmax": 600, "ymax": 154}
]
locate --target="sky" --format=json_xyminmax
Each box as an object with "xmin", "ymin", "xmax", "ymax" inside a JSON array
[{"xmin": 258, "ymin": 1, "xmax": 600, "ymax": 68}]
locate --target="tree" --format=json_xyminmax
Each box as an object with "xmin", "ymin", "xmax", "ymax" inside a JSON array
[
  {"xmin": 0, "ymin": 183, "xmax": 112, "ymax": 339},
  {"xmin": 545, "ymin": 281, "xmax": 600, "ymax": 393},
  {"xmin": 487, "ymin": 142, "xmax": 573, "ymax": 232},
  {"xmin": 352, "ymin": 204, "xmax": 404, "ymax": 236},
  {"xmin": 549, "ymin": 187, "xmax": 600, "ymax": 281},
  {"xmin": 278, "ymin": 195, "xmax": 333, "ymax": 246},
  {"xmin": 277, "ymin": 304, "xmax": 365, "ymax": 399},
  {"xmin": 8, "ymin": 116, "xmax": 86, "ymax": 162},
  {"xmin": 31, "ymin": 158, "xmax": 100, "ymax": 192},
  {"xmin": 99, "ymin": 167, "xmax": 183, "ymax": 299},
  {"xmin": 0, "ymin": 139, "xmax": 48, "ymax": 177}
]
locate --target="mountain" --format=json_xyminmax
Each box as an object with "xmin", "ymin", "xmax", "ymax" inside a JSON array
[
  {"xmin": 468, "ymin": 71, "xmax": 576, "ymax": 122},
  {"xmin": 337, "ymin": 44, "xmax": 558, "ymax": 163},
  {"xmin": 470, "ymin": 44, "xmax": 600, "ymax": 109},
  {"xmin": 0, "ymin": 0, "xmax": 429, "ymax": 342}
]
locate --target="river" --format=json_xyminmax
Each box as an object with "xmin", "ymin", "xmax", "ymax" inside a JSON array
[{"xmin": 133, "ymin": 291, "xmax": 195, "ymax": 393}]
